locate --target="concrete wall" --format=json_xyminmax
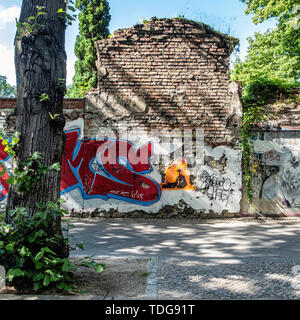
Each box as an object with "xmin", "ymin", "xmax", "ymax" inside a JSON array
[
  {"xmin": 0, "ymin": 109, "xmax": 242, "ymax": 217},
  {"xmin": 242, "ymin": 130, "xmax": 300, "ymax": 217},
  {"xmin": 60, "ymin": 118, "xmax": 242, "ymax": 217}
]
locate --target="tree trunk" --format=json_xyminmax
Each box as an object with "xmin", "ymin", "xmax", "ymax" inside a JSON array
[{"xmin": 5, "ymin": 0, "xmax": 68, "ymax": 257}]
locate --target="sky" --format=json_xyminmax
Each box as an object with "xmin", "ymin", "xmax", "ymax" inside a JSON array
[{"xmin": 0, "ymin": 0, "xmax": 276, "ymax": 86}]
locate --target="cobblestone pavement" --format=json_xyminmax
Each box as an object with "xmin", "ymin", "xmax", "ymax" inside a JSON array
[
  {"xmin": 68, "ymin": 218, "xmax": 300, "ymax": 300},
  {"xmin": 157, "ymin": 258, "xmax": 300, "ymax": 299}
]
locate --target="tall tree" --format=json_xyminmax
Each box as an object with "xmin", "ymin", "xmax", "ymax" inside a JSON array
[
  {"xmin": 231, "ymin": 0, "xmax": 300, "ymax": 90},
  {"xmin": 0, "ymin": 75, "xmax": 16, "ymax": 98},
  {"xmin": 67, "ymin": 0, "xmax": 111, "ymax": 97},
  {"xmin": 6, "ymin": 0, "xmax": 68, "ymax": 256}
]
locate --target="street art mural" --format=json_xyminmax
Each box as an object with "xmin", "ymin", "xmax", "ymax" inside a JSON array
[
  {"xmin": 161, "ymin": 159, "xmax": 195, "ymax": 190},
  {"xmin": 61, "ymin": 128, "xmax": 161, "ymax": 206},
  {"xmin": 0, "ymin": 140, "xmax": 10, "ymax": 201},
  {"xmin": 0, "ymin": 122, "xmax": 242, "ymax": 214}
]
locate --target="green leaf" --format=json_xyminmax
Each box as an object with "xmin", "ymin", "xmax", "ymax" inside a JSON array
[
  {"xmin": 6, "ymin": 268, "xmax": 24, "ymax": 282},
  {"xmin": 12, "ymin": 136, "xmax": 19, "ymax": 144},
  {"xmin": 35, "ymin": 251, "xmax": 44, "ymax": 261},
  {"xmin": 43, "ymin": 247, "xmax": 56, "ymax": 255},
  {"xmin": 6, "ymin": 175, "xmax": 14, "ymax": 185},
  {"xmin": 0, "ymin": 168, "xmax": 6, "ymax": 177},
  {"xmin": 36, "ymin": 202, "xmax": 46, "ymax": 209},
  {"xmin": 49, "ymin": 162, "xmax": 61, "ymax": 171},
  {"xmin": 19, "ymin": 246, "xmax": 31, "ymax": 257},
  {"xmin": 33, "ymin": 273, "xmax": 45, "ymax": 281},
  {"xmin": 31, "ymin": 152, "xmax": 42, "ymax": 160},
  {"xmin": 76, "ymin": 243, "xmax": 84, "ymax": 250},
  {"xmin": 36, "ymin": 230, "xmax": 46, "ymax": 237},
  {"xmin": 34, "ymin": 261, "xmax": 43, "ymax": 270},
  {"xmin": 5, "ymin": 243, "xmax": 15, "ymax": 252},
  {"xmin": 33, "ymin": 282, "xmax": 41, "ymax": 291},
  {"xmin": 94, "ymin": 264, "xmax": 105, "ymax": 273},
  {"xmin": 43, "ymin": 275, "xmax": 51, "ymax": 287},
  {"xmin": 62, "ymin": 262, "xmax": 69, "ymax": 272}
]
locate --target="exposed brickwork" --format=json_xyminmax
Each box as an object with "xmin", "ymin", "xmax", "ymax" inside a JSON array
[
  {"xmin": 0, "ymin": 99, "xmax": 85, "ymax": 134},
  {"xmin": 0, "ymin": 98, "xmax": 16, "ymax": 109},
  {"xmin": 87, "ymin": 17, "xmax": 240, "ymax": 146},
  {"xmin": 0, "ymin": 98, "xmax": 85, "ymax": 110},
  {"xmin": 251, "ymin": 90, "xmax": 300, "ymax": 130}
]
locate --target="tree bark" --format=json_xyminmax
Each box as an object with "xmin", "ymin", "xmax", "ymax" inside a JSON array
[{"xmin": 5, "ymin": 0, "xmax": 68, "ymax": 257}]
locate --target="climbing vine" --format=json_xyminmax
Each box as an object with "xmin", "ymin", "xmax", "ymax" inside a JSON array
[
  {"xmin": 241, "ymin": 105, "xmax": 266, "ymax": 204},
  {"xmin": 240, "ymin": 79, "xmax": 298, "ymax": 206}
]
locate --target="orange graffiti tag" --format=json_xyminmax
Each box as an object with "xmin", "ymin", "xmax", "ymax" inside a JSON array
[{"xmin": 161, "ymin": 159, "xmax": 195, "ymax": 190}]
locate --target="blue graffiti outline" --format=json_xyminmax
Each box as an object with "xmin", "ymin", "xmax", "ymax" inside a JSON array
[
  {"xmin": 61, "ymin": 128, "xmax": 161, "ymax": 206},
  {"xmin": 0, "ymin": 136, "xmax": 12, "ymax": 201}
]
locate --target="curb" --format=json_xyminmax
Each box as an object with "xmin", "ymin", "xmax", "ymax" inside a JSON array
[{"xmin": 144, "ymin": 257, "xmax": 158, "ymax": 299}]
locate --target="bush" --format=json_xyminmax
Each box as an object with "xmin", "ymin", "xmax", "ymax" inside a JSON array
[{"xmin": 0, "ymin": 201, "xmax": 75, "ymax": 292}]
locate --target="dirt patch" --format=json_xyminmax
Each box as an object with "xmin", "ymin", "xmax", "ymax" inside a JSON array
[
  {"xmin": 0, "ymin": 257, "xmax": 148, "ymax": 299},
  {"xmin": 71, "ymin": 257, "xmax": 148, "ymax": 297}
]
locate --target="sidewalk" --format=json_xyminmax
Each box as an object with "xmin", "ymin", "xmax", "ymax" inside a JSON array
[
  {"xmin": 69, "ymin": 217, "xmax": 300, "ymax": 299},
  {"xmin": 1, "ymin": 218, "xmax": 300, "ymax": 300}
]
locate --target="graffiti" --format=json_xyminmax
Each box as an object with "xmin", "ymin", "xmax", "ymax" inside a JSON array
[
  {"xmin": 251, "ymin": 159, "xmax": 280, "ymax": 199},
  {"xmin": 61, "ymin": 128, "xmax": 161, "ymax": 206},
  {"xmin": 263, "ymin": 150, "xmax": 281, "ymax": 163},
  {"xmin": 199, "ymin": 170, "xmax": 231, "ymax": 203},
  {"xmin": 0, "ymin": 127, "xmax": 242, "ymax": 213},
  {"xmin": 161, "ymin": 159, "xmax": 195, "ymax": 190},
  {"xmin": 0, "ymin": 139, "xmax": 10, "ymax": 201},
  {"xmin": 281, "ymin": 152, "xmax": 300, "ymax": 208},
  {"xmin": 252, "ymin": 144, "xmax": 300, "ymax": 210}
]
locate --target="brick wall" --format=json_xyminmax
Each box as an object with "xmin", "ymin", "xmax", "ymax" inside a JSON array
[
  {"xmin": 0, "ymin": 98, "xmax": 85, "ymax": 133},
  {"xmin": 86, "ymin": 17, "xmax": 241, "ymax": 146},
  {"xmin": 0, "ymin": 98, "xmax": 85, "ymax": 110}
]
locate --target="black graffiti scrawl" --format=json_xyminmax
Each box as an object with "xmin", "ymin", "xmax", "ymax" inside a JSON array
[{"xmin": 199, "ymin": 170, "xmax": 232, "ymax": 204}]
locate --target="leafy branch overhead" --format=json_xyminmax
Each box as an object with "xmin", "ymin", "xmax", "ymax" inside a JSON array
[
  {"xmin": 66, "ymin": 0, "xmax": 111, "ymax": 98},
  {"xmin": 232, "ymin": 0, "xmax": 300, "ymax": 89},
  {"xmin": 231, "ymin": 0, "xmax": 300, "ymax": 209},
  {"xmin": 0, "ymin": 75, "xmax": 16, "ymax": 98}
]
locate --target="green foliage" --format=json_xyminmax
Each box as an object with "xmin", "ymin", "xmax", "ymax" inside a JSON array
[
  {"xmin": 241, "ymin": 105, "xmax": 267, "ymax": 205},
  {"xmin": 241, "ymin": 0, "xmax": 300, "ymax": 24},
  {"xmin": 0, "ymin": 75, "xmax": 16, "ymax": 98},
  {"xmin": 15, "ymin": 6, "xmax": 47, "ymax": 39},
  {"xmin": 232, "ymin": 0, "xmax": 300, "ymax": 87},
  {"xmin": 77, "ymin": 256, "xmax": 106, "ymax": 273},
  {"xmin": 0, "ymin": 201, "xmax": 106, "ymax": 293},
  {"xmin": 13, "ymin": 152, "xmax": 61, "ymax": 193},
  {"xmin": 39, "ymin": 93, "xmax": 50, "ymax": 102},
  {"xmin": 241, "ymin": 78, "xmax": 298, "ymax": 106},
  {"xmin": 58, "ymin": 0, "xmax": 77, "ymax": 26},
  {"xmin": 67, "ymin": 0, "xmax": 111, "ymax": 98},
  {"xmin": 0, "ymin": 133, "xmax": 105, "ymax": 293},
  {"xmin": 0, "ymin": 131, "xmax": 60, "ymax": 193},
  {"xmin": 239, "ymin": 78, "xmax": 299, "ymax": 207},
  {"xmin": 232, "ymin": 0, "xmax": 300, "ymax": 208},
  {"xmin": 0, "ymin": 131, "xmax": 19, "ymax": 158},
  {"xmin": 0, "ymin": 201, "xmax": 76, "ymax": 292}
]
